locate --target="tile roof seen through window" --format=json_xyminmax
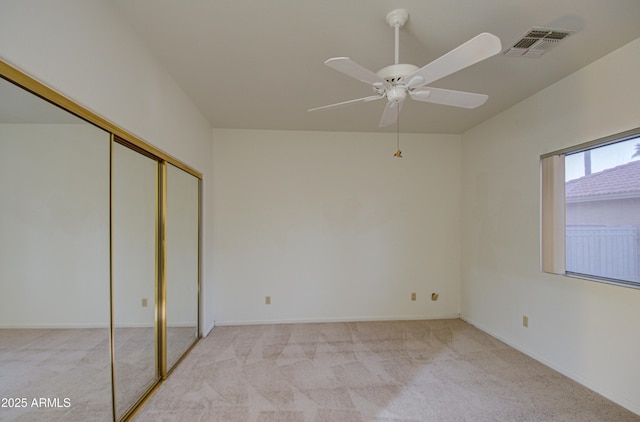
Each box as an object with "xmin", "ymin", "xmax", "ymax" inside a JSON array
[{"xmin": 566, "ymin": 159, "xmax": 640, "ymax": 200}]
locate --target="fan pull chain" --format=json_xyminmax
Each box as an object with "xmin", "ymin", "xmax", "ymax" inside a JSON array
[{"xmin": 393, "ymin": 105, "xmax": 402, "ymax": 158}]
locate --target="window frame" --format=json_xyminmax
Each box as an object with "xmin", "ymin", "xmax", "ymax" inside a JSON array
[{"xmin": 541, "ymin": 126, "xmax": 640, "ymax": 290}]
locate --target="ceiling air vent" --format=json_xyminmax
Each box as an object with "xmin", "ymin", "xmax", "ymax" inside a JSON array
[{"xmin": 504, "ymin": 27, "xmax": 575, "ymax": 58}]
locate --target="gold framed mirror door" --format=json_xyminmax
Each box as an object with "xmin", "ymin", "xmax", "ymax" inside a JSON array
[
  {"xmin": 0, "ymin": 60, "xmax": 202, "ymax": 422},
  {"xmin": 0, "ymin": 77, "xmax": 113, "ymax": 421},
  {"xmin": 111, "ymin": 140, "xmax": 161, "ymax": 419},
  {"xmin": 164, "ymin": 163, "xmax": 200, "ymax": 374}
]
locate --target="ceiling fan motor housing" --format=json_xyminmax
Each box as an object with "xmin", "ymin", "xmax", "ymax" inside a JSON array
[{"xmin": 376, "ymin": 63, "xmax": 419, "ymax": 84}]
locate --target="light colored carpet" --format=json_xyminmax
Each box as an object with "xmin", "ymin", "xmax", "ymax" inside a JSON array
[
  {"xmin": 133, "ymin": 319, "xmax": 639, "ymax": 422},
  {"xmin": 113, "ymin": 326, "xmax": 158, "ymax": 419},
  {"xmin": 0, "ymin": 326, "xmax": 194, "ymax": 421},
  {"xmin": 167, "ymin": 326, "xmax": 199, "ymax": 370},
  {"xmin": 0, "ymin": 328, "xmax": 113, "ymax": 421}
]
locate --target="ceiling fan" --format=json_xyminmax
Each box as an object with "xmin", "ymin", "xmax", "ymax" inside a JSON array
[{"xmin": 308, "ymin": 9, "xmax": 502, "ymax": 128}]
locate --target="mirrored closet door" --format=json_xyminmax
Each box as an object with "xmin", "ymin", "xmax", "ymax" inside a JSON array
[
  {"xmin": 111, "ymin": 141, "xmax": 160, "ymax": 419},
  {"xmin": 0, "ymin": 77, "xmax": 113, "ymax": 421},
  {"xmin": 165, "ymin": 164, "xmax": 200, "ymax": 372},
  {"xmin": 0, "ymin": 61, "xmax": 202, "ymax": 422}
]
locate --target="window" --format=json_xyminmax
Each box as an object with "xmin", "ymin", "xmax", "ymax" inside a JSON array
[{"xmin": 541, "ymin": 128, "xmax": 640, "ymax": 288}]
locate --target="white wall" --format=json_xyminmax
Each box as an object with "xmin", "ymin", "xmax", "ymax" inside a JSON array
[
  {"xmin": 166, "ymin": 164, "xmax": 200, "ymax": 327},
  {"xmin": 0, "ymin": 0, "xmax": 215, "ymax": 334},
  {"xmin": 112, "ymin": 142, "xmax": 157, "ymax": 328},
  {"xmin": 212, "ymin": 129, "xmax": 461, "ymax": 324},
  {"xmin": 461, "ymin": 37, "xmax": 640, "ymax": 414},
  {"xmin": 0, "ymin": 124, "xmax": 110, "ymax": 327}
]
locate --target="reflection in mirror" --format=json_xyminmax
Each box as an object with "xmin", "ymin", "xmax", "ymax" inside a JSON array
[
  {"xmin": 111, "ymin": 142, "xmax": 159, "ymax": 419},
  {"xmin": 165, "ymin": 164, "xmax": 199, "ymax": 371},
  {"xmin": 0, "ymin": 78, "xmax": 113, "ymax": 420}
]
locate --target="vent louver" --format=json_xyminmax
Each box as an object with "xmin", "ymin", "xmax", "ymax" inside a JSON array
[{"xmin": 504, "ymin": 27, "xmax": 575, "ymax": 58}]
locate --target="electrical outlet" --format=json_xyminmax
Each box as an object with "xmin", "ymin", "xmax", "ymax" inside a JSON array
[
  {"xmin": 431, "ymin": 293, "xmax": 439, "ymax": 301},
  {"xmin": 523, "ymin": 315, "xmax": 529, "ymax": 328},
  {"xmin": 265, "ymin": 296, "xmax": 271, "ymax": 305},
  {"xmin": 141, "ymin": 298, "xmax": 148, "ymax": 307},
  {"xmin": 411, "ymin": 292, "xmax": 416, "ymax": 301}
]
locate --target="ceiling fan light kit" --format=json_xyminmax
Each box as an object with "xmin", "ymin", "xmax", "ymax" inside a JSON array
[{"xmin": 308, "ymin": 8, "xmax": 503, "ymax": 156}]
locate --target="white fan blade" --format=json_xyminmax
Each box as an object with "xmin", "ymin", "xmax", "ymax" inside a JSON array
[
  {"xmin": 378, "ymin": 101, "xmax": 403, "ymax": 127},
  {"xmin": 325, "ymin": 57, "xmax": 388, "ymax": 86},
  {"xmin": 308, "ymin": 95, "xmax": 383, "ymax": 112},
  {"xmin": 405, "ymin": 33, "xmax": 502, "ymax": 88},
  {"xmin": 410, "ymin": 87, "xmax": 488, "ymax": 109}
]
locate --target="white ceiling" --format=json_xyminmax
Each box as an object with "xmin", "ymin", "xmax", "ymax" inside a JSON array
[{"xmin": 111, "ymin": 0, "xmax": 640, "ymax": 134}]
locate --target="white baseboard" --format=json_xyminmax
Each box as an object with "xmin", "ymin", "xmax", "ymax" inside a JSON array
[
  {"xmin": 461, "ymin": 316, "xmax": 640, "ymax": 417},
  {"xmin": 0, "ymin": 323, "xmax": 109, "ymax": 329},
  {"xmin": 0, "ymin": 322, "xmax": 197, "ymax": 330},
  {"xmin": 112, "ymin": 323, "xmax": 154, "ymax": 328},
  {"xmin": 213, "ymin": 313, "xmax": 461, "ymax": 327},
  {"xmin": 167, "ymin": 322, "xmax": 198, "ymax": 328},
  {"xmin": 202, "ymin": 322, "xmax": 215, "ymax": 337}
]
